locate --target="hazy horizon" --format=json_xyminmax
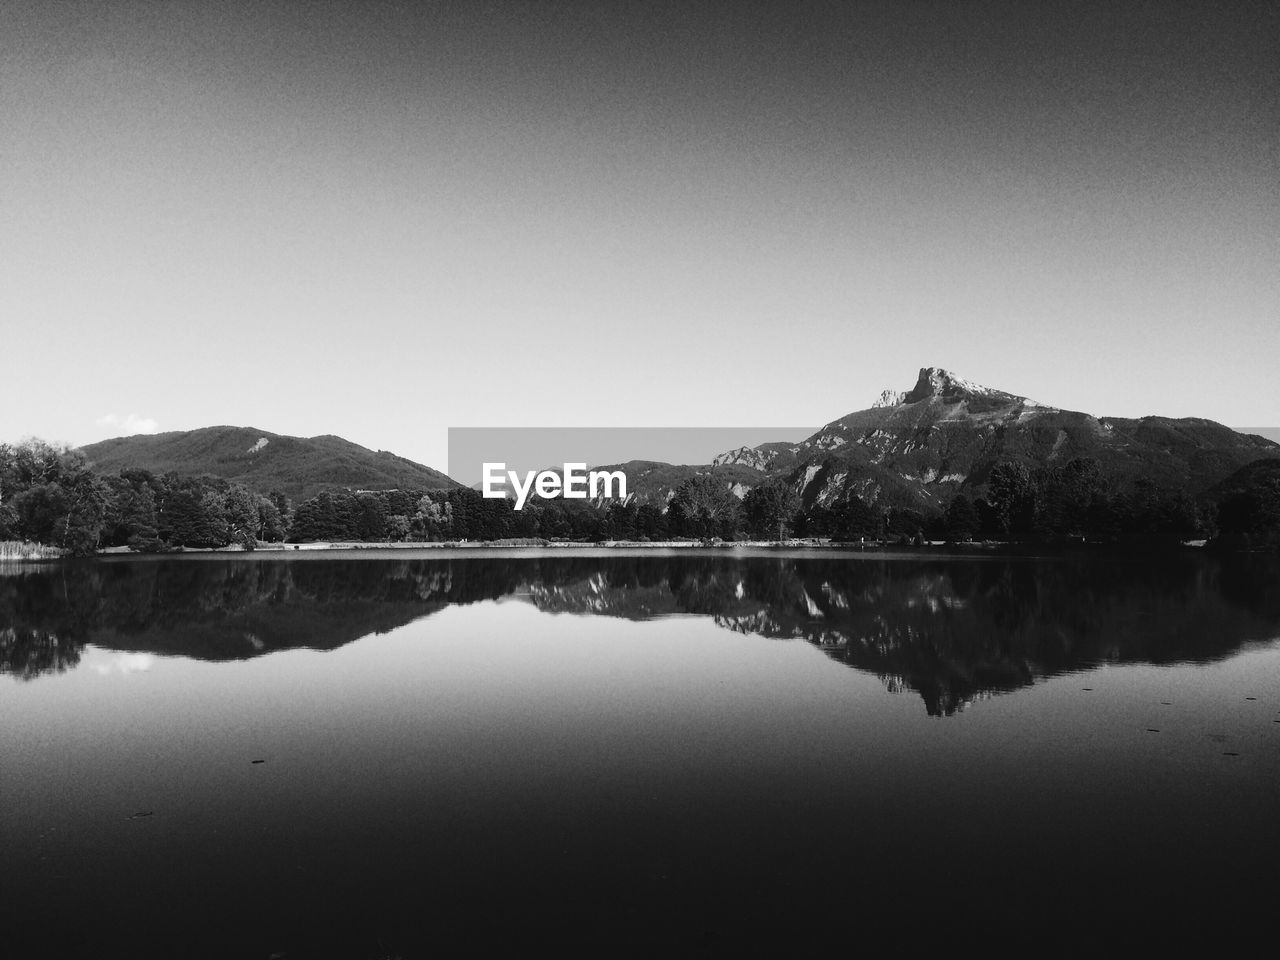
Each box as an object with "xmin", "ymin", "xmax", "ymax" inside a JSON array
[{"xmin": 3, "ymin": 1, "xmax": 1276, "ymax": 470}]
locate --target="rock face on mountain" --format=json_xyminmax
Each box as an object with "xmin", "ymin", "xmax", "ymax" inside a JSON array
[
  {"xmin": 80, "ymin": 426, "xmax": 458, "ymax": 501},
  {"xmin": 712, "ymin": 441, "xmax": 800, "ymax": 472},
  {"xmin": 569, "ymin": 459, "xmax": 765, "ymax": 508},
  {"xmin": 719, "ymin": 367, "xmax": 1280, "ymax": 512}
]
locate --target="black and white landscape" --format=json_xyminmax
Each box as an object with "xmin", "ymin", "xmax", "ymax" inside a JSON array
[
  {"xmin": 2, "ymin": 2, "xmax": 1278, "ymax": 957},
  {"xmin": 4, "ymin": 363, "xmax": 1276, "ymax": 552}
]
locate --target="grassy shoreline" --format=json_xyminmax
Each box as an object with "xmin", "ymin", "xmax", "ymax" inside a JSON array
[{"xmin": 0, "ymin": 540, "xmax": 65, "ymax": 561}]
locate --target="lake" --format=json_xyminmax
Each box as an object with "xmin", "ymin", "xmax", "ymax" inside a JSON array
[{"xmin": 2, "ymin": 549, "xmax": 1279, "ymax": 957}]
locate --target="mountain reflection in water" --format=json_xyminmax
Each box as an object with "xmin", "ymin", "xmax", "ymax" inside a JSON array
[{"xmin": 4, "ymin": 551, "xmax": 1278, "ymax": 714}]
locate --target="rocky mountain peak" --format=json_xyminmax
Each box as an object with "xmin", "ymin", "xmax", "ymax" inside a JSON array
[
  {"xmin": 902, "ymin": 367, "xmax": 1017, "ymax": 404},
  {"xmin": 871, "ymin": 389, "xmax": 905, "ymax": 408}
]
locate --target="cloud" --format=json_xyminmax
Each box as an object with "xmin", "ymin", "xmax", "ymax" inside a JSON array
[
  {"xmin": 97, "ymin": 413, "xmax": 160, "ymax": 435},
  {"xmin": 91, "ymin": 653, "xmax": 157, "ymax": 676}
]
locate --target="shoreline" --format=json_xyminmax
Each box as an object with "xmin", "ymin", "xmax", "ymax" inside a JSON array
[
  {"xmin": 69, "ymin": 537, "xmax": 1219, "ymax": 562},
  {"xmin": 103, "ymin": 537, "xmax": 1000, "ymax": 553},
  {"xmin": 3, "ymin": 539, "xmax": 1234, "ymax": 564}
]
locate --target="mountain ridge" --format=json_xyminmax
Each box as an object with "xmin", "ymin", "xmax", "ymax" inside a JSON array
[
  {"xmin": 79, "ymin": 425, "xmax": 458, "ymax": 502},
  {"xmin": 73, "ymin": 367, "xmax": 1279, "ymax": 513},
  {"xmin": 745, "ymin": 367, "xmax": 1280, "ymax": 511},
  {"xmin": 619, "ymin": 367, "xmax": 1279, "ymax": 511}
]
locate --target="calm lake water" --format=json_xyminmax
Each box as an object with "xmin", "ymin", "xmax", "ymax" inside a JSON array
[{"xmin": 3, "ymin": 549, "xmax": 1279, "ymax": 957}]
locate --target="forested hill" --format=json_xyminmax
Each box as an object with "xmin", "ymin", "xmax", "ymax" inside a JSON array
[{"xmin": 79, "ymin": 426, "xmax": 457, "ymax": 501}]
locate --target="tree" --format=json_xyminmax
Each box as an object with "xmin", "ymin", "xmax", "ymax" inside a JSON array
[
  {"xmin": 831, "ymin": 495, "xmax": 876, "ymax": 540},
  {"xmin": 635, "ymin": 503, "xmax": 666, "ymax": 541},
  {"xmin": 6, "ymin": 438, "xmax": 84, "ymax": 489},
  {"xmin": 256, "ymin": 496, "xmax": 286, "ymax": 542},
  {"xmin": 163, "ymin": 480, "xmax": 231, "ymax": 547},
  {"xmin": 102, "ymin": 474, "xmax": 159, "ymax": 548},
  {"xmin": 353, "ymin": 494, "xmax": 388, "ymax": 542},
  {"xmin": 11, "ymin": 483, "xmax": 69, "ymax": 544},
  {"xmin": 412, "ymin": 493, "xmax": 450, "ymax": 541},
  {"xmin": 1120, "ymin": 479, "xmax": 1202, "ymax": 544},
  {"xmin": 986, "ymin": 461, "xmax": 1035, "ymax": 540},
  {"xmin": 1060, "ymin": 458, "xmax": 1105, "ymax": 528},
  {"xmin": 290, "ymin": 493, "xmax": 343, "ymax": 542},
  {"xmin": 669, "ymin": 475, "xmax": 743, "ymax": 539},
  {"xmin": 385, "ymin": 514, "xmax": 412, "ymax": 542},
  {"xmin": 0, "ymin": 442, "xmax": 15, "ymax": 507},
  {"xmin": 743, "ymin": 480, "xmax": 798, "ymax": 540},
  {"xmin": 1215, "ymin": 477, "xmax": 1280, "ymax": 551},
  {"xmin": 605, "ymin": 500, "xmax": 639, "ymax": 540},
  {"xmin": 224, "ymin": 485, "xmax": 260, "ymax": 547},
  {"xmin": 59, "ymin": 473, "xmax": 113, "ymax": 556},
  {"xmin": 944, "ymin": 494, "xmax": 978, "ymax": 542}
]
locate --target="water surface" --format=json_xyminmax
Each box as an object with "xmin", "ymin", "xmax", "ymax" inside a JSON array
[{"xmin": 3, "ymin": 550, "xmax": 1278, "ymax": 956}]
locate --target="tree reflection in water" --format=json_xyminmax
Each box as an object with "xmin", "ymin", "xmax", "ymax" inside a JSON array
[{"xmin": 3, "ymin": 552, "xmax": 1278, "ymax": 714}]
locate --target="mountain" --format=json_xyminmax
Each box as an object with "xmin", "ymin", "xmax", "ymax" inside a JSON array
[
  {"xmin": 585, "ymin": 459, "xmax": 764, "ymax": 506},
  {"xmin": 719, "ymin": 367, "xmax": 1280, "ymax": 512},
  {"xmin": 1203, "ymin": 458, "xmax": 1280, "ymax": 503},
  {"xmin": 516, "ymin": 367, "xmax": 1279, "ymax": 514},
  {"xmin": 71, "ymin": 369, "xmax": 1277, "ymax": 514},
  {"xmin": 712, "ymin": 441, "xmax": 798, "ymax": 472},
  {"xmin": 79, "ymin": 426, "xmax": 457, "ymax": 502}
]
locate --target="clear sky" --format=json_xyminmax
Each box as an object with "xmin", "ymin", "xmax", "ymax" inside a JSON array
[{"xmin": 2, "ymin": 0, "xmax": 1276, "ymax": 471}]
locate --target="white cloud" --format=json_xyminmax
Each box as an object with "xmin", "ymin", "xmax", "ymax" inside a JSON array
[
  {"xmin": 97, "ymin": 413, "xmax": 160, "ymax": 435},
  {"xmin": 90, "ymin": 653, "xmax": 157, "ymax": 676}
]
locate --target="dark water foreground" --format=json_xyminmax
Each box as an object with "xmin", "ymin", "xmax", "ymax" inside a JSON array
[{"xmin": 2, "ymin": 550, "xmax": 1279, "ymax": 957}]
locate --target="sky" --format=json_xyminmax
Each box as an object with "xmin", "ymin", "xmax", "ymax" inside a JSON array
[{"xmin": 2, "ymin": 0, "xmax": 1276, "ymax": 471}]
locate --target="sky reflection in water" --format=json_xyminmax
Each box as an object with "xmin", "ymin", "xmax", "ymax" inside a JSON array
[{"xmin": 2, "ymin": 551, "xmax": 1278, "ymax": 956}]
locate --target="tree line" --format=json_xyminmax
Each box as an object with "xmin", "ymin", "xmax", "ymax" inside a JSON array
[
  {"xmin": 0, "ymin": 439, "xmax": 287, "ymax": 555},
  {"xmin": 2, "ymin": 439, "xmax": 1276, "ymax": 554}
]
